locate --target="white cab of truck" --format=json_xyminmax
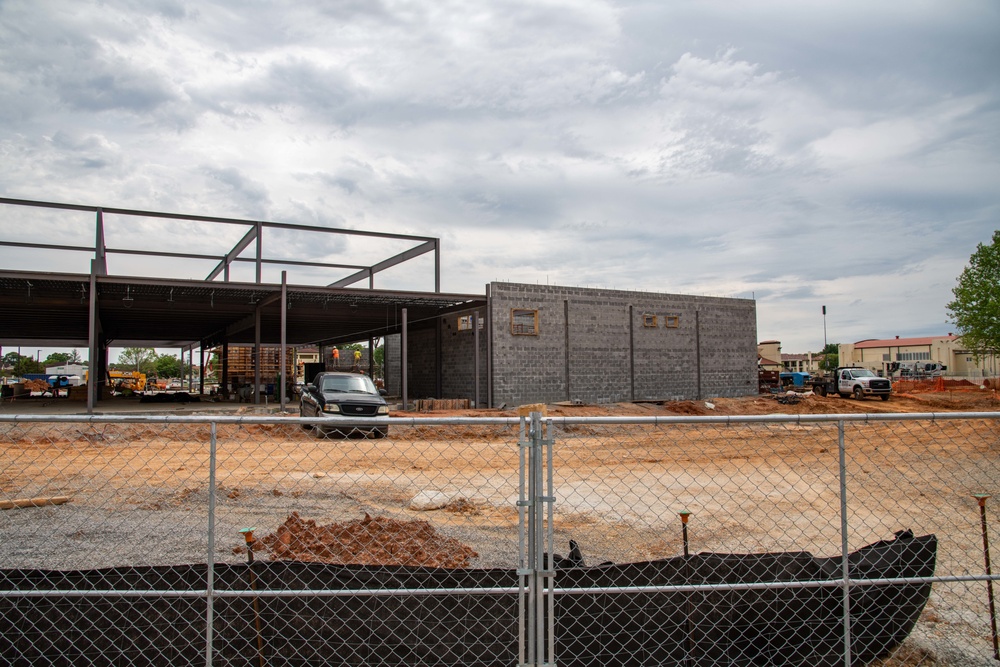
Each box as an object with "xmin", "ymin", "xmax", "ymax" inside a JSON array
[{"xmin": 837, "ymin": 368, "xmax": 892, "ymax": 400}]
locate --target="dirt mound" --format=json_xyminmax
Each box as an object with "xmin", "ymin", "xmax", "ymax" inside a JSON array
[
  {"xmin": 662, "ymin": 400, "xmax": 710, "ymax": 416},
  {"xmin": 22, "ymin": 379, "xmax": 50, "ymax": 392},
  {"xmin": 251, "ymin": 512, "xmax": 478, "ymax": 568}
]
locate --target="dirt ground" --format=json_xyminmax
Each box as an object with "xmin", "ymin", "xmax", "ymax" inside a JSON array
[
  {"xmin": 417, "ymin": 386, "xmax": 1000, "ymax": 419},
  {"xmin": 211, "ymin": 390, "xmax": 1000, "ymax": 567}
]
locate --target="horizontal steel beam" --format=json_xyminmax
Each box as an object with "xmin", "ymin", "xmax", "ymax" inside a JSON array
[
  {"xmin": 0, "ymin": 196, "xmax": 436, "ymax": 242},
  {"xmin": 328, "ymin": 239, "xmax": 437, "ymax": 288}
]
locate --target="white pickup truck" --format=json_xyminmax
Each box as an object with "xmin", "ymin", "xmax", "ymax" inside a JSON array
[{"xmin": 812, "ymin": 367, "xmax": 892, "ymax": 401}]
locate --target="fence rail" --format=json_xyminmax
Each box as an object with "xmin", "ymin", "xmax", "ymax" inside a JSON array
[{"xmin": 0, "ymin": 411, "xmax": 997, "ymax": 666}]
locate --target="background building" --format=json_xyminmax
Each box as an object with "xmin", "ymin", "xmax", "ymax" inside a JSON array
[
  {"xmin": 756, "ymin": 341, "xmax": 825, "ymax": 375},
  {"xmin": 391, "ymin": 282, "xmax": 758, "ymax": 406},
  {"xmin": 840, "ymin": 335, "xmax": 999, "ymax": 379}
]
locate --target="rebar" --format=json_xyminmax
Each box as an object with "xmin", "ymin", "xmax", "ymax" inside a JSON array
[
  {"xmin": 240, "ymin": 528, "xmax": 266, "ymax": 667},
  {"xmin": 974, "ymin": 494, "xmax": 1000, "ymax": 661},
  {"xmin": 679, "ymin": 510, "xmax": 691, "ymax": 557}
]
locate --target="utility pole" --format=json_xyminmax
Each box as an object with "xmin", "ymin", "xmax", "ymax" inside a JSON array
[{"xmin": 822, "ymin": 306, "xmax": 827, "ymax": 349}]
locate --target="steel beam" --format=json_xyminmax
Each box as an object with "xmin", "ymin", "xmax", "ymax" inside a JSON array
[{"xmin": 328, "ymin": 240, "xmax": 438, "ymax": 288}]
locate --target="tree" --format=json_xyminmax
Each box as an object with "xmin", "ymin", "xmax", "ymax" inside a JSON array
[
  {"xmin": 3, "ymin": 352, "xmax": 40, "ymax": 376},
  {"xmin": 43, "ymin": 352, "xmax": 71, "ymax": 367},
  {"xmin": 154, "ymin": 354, "xmax": 182, "ymax": 379},
  {"xmin": 947, "ymin": 230, "xmax": 1000, "ymax": 359},
  {"xmin": 818, "ymin": 343, "xmax": 839, "ymax": 372},
  {"xmin": 119, "ymin": 347, "xmax": 157, "ymax": 375},
  {"xmin": 2, "ymin": 352, "xmax": 21, "ymax": 371}
]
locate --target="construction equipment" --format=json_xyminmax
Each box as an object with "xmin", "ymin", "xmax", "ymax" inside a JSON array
[{"xmin": 107, "ymin": 370, "xmax": 147, "ymax": 393}]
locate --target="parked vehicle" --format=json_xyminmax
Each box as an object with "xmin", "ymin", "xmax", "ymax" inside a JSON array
[
  {"xmin": 299, "ymin": 371, "xmax": 389, "ymax": 438},
  {"xmin": 812, "ymin": 366, "xmax": 892, "ymax": 400},
  {"xmin": 893, "ymin": 361, "xmax": 947, "ymax": 378}
]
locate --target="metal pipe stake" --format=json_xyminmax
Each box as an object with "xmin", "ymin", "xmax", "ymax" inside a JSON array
[
  {"xmin": 974, "ymin": 494, "xmax": 1000, "ymax": 661},
  {"xmin": 679, "ymin": 510, "xmax": 693, "ymax": 667},
  {"xmin": 679, "ymin": 510, "xmax": 691, "ymax": 558},
  {"xmin": 240, "ymin": 528, "xmax": 267, "ymax": 667}
]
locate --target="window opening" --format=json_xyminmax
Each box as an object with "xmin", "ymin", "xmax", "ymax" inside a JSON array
[{"xmin": 511, "ymin": 309, "xmax": 539, "ymax": 335}]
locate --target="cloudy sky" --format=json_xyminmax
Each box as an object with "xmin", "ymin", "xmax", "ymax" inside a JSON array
[{"xmin": 1, "ymin": 0, "xmax": 997, "ymax": 356}]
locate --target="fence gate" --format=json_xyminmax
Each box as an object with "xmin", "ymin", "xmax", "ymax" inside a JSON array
[{"xmin": 519, "ymin": 412, "xmax": 556, "ymax": 667}]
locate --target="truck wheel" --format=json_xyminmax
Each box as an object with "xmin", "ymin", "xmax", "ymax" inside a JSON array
[
  {"xmin": 814, "ymin": 385, "xmax": 827, "ymax": 397},
  {"xmin": 298, "ymin": 405, "xmax": 313, "ymax": 432},
  {"xmin": 853, "ymin": 386, "xmax": 864, "ymax": 400},
  {"xmin": 880, "ymin": 394, "xmax": 890, "ymax": 401}
]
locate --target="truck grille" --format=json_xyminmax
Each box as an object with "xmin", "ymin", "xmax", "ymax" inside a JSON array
[
  {"xmin": 870, "ymin": 380, "xmax": 891, "ymax": 390},
  {"xmin": 339, "ymin": 402, "xmax": 380, "ymax": 417}
]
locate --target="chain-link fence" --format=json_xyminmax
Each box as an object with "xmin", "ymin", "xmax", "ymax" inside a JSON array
[{"xmin": 0, "ymin": 411, "xmax": 997, "ymax": 666}]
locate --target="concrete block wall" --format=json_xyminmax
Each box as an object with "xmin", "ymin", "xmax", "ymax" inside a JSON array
[
  {"xmin": 405, "ymin": 327, "xmax": 438, "ymax": 397},
  {"xmin": 383, "ymin": 308, "xmax": 489, "ymax": 405},
  {"xmin": 385, "ymin": 334, "xmax": 401, "ymax": 397},
  {"xmin": 440, "ymin": 310, "xmax": 489, "ymax": 405},
  {"xmin": 490, "ymin": 284, "xmax": 571, "ymax": 406},
  {"xmin": 489, "ymin": 282, "xmax": 757, "ymax": 406}
]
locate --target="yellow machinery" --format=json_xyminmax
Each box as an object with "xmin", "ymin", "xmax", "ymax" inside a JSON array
[{"xmin": 107, "ymin": 370, "xmax": 147, "ymax": 393}]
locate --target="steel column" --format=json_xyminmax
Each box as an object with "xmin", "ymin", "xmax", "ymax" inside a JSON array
[
  {"xmin": 280, "ymin": 271, "xmax": 287, "ymax": 409},
  {"xmin": 402, "ymin": 308, "xmax": 408, "ymax": 411}
]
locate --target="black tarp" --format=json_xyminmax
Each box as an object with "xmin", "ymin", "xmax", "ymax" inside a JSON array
[{"xmin": 0, "ymin": 534, "xmax": 936, "ymax": 667}]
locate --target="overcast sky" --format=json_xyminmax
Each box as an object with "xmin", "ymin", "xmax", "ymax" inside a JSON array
[{"xmin": 1, "ymin": 0, "xmax": 997, "ymax": 357}]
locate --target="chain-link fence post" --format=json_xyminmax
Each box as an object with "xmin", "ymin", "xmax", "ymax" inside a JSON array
[
  {"xmin": 518, "ymin": 412, "xmax": 556, "ymax": 667},
  {"xmin": 838, "ymin": 418, "xmax": 852, "ymax": 667},
  {"xmin": 205, "ymin": 420, "xmax": 218, "ymax": 667}
]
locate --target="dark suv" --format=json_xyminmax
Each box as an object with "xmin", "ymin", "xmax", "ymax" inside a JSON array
[{"xmin": 299, "ymin": 372, "xmax": 389, "ymax": 438}]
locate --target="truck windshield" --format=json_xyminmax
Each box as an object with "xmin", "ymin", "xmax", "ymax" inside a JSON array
[
  {"xmin": 848, "ymin": 369, "xmax": 876, "ymax": 378},
  {"xmin": 321, "ymin": 376, "xmax": 377, "ymax": 394}
]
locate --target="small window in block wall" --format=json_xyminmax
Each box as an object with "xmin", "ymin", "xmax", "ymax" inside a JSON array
[
  {"xmin": 664, "ymin": 315, "xmax": 680, "ymax": 328},
  {"xmin": 511, "ymin": 309, "xmax": 539, "ymax": 335},
  {"xmin": 458, "ymin": 315, "xmax": 482, "ymax": 331},
  {"xmin": 642, "ymin": 314, "xmax": 658, "ymax": 328}
]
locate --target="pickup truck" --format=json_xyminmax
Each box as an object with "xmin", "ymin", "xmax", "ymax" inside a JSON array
[{"xmin": 812, "ymin": 367, "xmax": 892, "ymax": 401}]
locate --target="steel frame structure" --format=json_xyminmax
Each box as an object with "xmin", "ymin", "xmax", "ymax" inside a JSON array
[{"xmin": 0, "ymin": 197, "xmax": 485, "ymax": 412}]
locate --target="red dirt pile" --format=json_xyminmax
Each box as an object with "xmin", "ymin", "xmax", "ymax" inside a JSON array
[{"xmin": 255, "ymin": 511, "xmax": 479, "ymax": 568}]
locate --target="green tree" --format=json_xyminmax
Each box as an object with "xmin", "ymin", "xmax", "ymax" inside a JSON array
[
  {"xmin": 119, "ymin": 347, "xmax": 157, "ymax": 374},
  {"xmin": 947, "ymin": 230, "xmax": 1000, "ymax": 359},
  {"xmin": 154, "ymin": 354, "xmax": 182, "ymax": 379},
  {"xmin": 3, "ymin": 352, "xmax": 40, "ymax": 376},
  {"xmin": 43, "ymin": 352, "xmax": 71, "ymax": 367},
  {"xmin": 2, "ymin": 352, "xmax": 21, "ymax": 373},
  {"xmin": 818, "ymin": 343, "xmax": 839, "ymax": 372}
]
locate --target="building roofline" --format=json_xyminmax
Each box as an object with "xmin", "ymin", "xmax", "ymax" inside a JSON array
[{"xmin": 853, "ymin": 335, "xmax": 959, "ymax": 348}]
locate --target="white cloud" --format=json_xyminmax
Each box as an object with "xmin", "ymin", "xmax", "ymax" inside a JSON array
[{"xmin": 0, "ymin": 0, "xmax": 997, "ymax": 353}]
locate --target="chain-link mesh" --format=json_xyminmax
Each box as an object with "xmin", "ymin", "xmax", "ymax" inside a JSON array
[{"xmin": 0, "ymin": 412, "xmax": 996, "ymax": 666}]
